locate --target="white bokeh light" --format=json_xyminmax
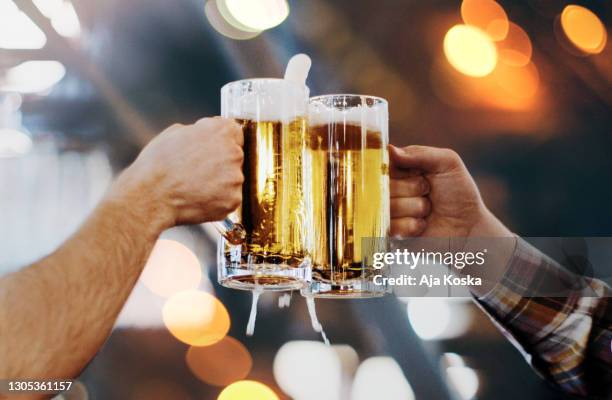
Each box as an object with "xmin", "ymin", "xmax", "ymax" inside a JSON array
[
  {"xmin": 0, "ymin": 128, "xmax": 32, "ymax": 158},
  {"xmin": 446, "ymin": 366, "xmax": 480, "ymax": 400},
  {"xmin": 407, "ymin": 298, "xmax": 451, "ymax": 340},
  {"xmin": 205, "ymin": 0, "xmax": 261, "ymax": 40},
  {"xmin": 1, "ymin": 61, "xmax": 66, "ymax": 94},
  {"xmin": 351, "ymin": 357, "xmax": 415, "ymax": 400},
  {"xmin": 219, "ymin": 0, "xmax": 289, "ymax": 32},
  {"xmin": 273, "ymin": 341, "xmax": 342, "ymax": 400},
  {"xmin": 33, "ymin": 0, "xmax": 81, "ymax": 38},
  {"xmin": 0, "ymin": 0, "xmax": 47, "ymax": 49},
  {"xmin": 407, "ymin": 298, "xmax": 473, "ymax": 340}
]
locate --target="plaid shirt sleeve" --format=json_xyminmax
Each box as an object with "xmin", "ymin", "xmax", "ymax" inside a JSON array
[{"xmin": 474, "ymin": 238, "xmax": 612, "ymax": 399}]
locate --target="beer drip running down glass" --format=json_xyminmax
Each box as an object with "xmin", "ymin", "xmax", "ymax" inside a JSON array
[
  {"xmin": 217, "ymin": 78, "xmax": 313, "ymax": 291},
  {"xmin": 302, "ymin": 94, "xmax": 391, "ymax": 298}
]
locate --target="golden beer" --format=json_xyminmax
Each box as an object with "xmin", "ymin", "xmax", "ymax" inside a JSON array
[
  {"xmin": 303, "ymin": 95, "xmax": 390, "ymax": 297},
  {"xmin": 223, "ymin": 118, "xmax": 311, "ymax": 286},
  {"xmin": 307, "ymin": 124, "xmax": 389, "ymax": 282},
  {"xmin": 218, "ymin": 78, "xmax": 312, "ymax": 291}
]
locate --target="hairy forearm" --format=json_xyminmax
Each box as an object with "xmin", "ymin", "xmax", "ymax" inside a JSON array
[{"xmin": 0, "ymin": 172, "xmax": 170, "ymax": 380}]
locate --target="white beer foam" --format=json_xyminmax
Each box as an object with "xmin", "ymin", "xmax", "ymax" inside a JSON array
[
  {"xmin": 309, "ymin": 102, "xmax": 388, "ymax": 132},
  {"xmin": 224, "ymin": 81, "xmax": 309, "ymax": 122}
]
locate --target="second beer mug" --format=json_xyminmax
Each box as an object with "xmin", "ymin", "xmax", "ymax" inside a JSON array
[
  {"xmin": 302, "ymin": 94, "xmax": 391, "ymax": 298},
  {"xmin": 217, "ymin": 79, "xmax": 312, "ymax": 291}
]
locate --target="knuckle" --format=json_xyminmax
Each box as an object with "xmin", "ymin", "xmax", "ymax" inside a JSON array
[
  {"xmin": 419, "ymin": 177, "xmax": 430, "ymax": 194},
  {"xmin": 233, "ymin": 145, "xmax": 244, "ymax": 161},
  {"xmin": 233, "ymin": 170, "xmax": 245, "ymax": 185},
  {"xmin": 413, "ymin": 218, "xmax": 426, "ymax": 233},
  {"xmin": 195, "ymin": 117, "xmax": 213, "ymax": 127},
  {"xmin": 228, "ymin": 192, "xmax": 242, "ymax": 208},
  {"xmin": 442, "ymin": 148, "xmax": 461, "ymax": 164},
  {"xmin": 391, "ymin": 217, "xmax": 426, "ymax": 237},
  {"xmin": 406, "ymin": 218, "xmax": 424, "ymax": 234},
  {"xmin": 419, "ymin": 198, "xmax": 431, "ymax": 215},
  {"xmin": 164, "ymin": 123, "xmax": 184, "ymax": 133}
]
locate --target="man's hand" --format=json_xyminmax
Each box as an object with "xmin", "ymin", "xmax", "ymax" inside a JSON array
[
  {"xmin": 389, "ymin": 145, "xmax": 515, "ymax": 296},
  {"xmin": 110, "ymin": 117, "xmax": 244, "ymax": 228},
  {"xmin": 0, "ymin": 116, "xmax": 245, "ymax": 382},
  {"xmin": 389, "ymin": 145, "xmax": 511, "ymax": 239}
]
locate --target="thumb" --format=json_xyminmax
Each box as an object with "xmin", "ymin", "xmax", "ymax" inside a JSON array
[{"xmin": 389, "ymin": 145, "xmax": 461, "ymax": 174}]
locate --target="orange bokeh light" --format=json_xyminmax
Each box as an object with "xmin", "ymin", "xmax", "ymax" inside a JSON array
[
  {"xmin": 560, "ymin": 5, "xmax": 607, "ymax": 54},
  {"xmin": 186, "ymin": 336, "xmax": 253, "ymax": 386},
  {"xmin": 140, "ymin": 239, "xmax": 202, "ymax": 297},
  {"xmin": 218, "ymin": 381, "xmax": 279, "ymax": 400},
  {"xmin": 489, "ymin": 61, "xmax": 540, "ymax": 109},
  {"xmin": 444, "ymin": 24, "xmax": 498, "ymax": 77},
  {"xmin": 495, "ymin": 62, "xmax": 539, "ymax": 99},
  {"xmin": 162, "ymin": 290, "xmax": 230, "ymax": 346},
  {"xmin": 497, "ymin": 22, "xmax": 533, "ymax": 67},
  {"xmin": 461, "ymin": 0, "xmax": 509, "ymax": 41}
]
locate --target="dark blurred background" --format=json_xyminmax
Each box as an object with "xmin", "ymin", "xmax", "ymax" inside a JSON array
[{"xmin": 0, "ymin": 0, "xmax": 610, "ymax": 399}]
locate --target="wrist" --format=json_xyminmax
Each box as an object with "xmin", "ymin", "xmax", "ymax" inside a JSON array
[
  {"xmin": 461, "ymin": 207, "xmax": 517, "ymax": 297},
  {"xmin": 469, "ymin": 206, "xmax": 513, "ymax": 238},
  {"xmin": 104, "ymin": 166, "xmax": 175, "ymax": 239}
]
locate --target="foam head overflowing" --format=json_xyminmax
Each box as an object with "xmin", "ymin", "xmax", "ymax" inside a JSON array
[
  {"xmin": 221, "ymin": 78, "xmax": 309, "ymax": 122},
  {"xmin": 284, "ymin": 54, "xmax": 312, "ymax": 86},
  {"xmin": 309, "ymin": 95, "xmax": 388, "ymax": 133}
]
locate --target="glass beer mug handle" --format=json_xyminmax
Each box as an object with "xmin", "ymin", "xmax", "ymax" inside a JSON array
[{"xmin": 214, "ymin": 218, "xmax": 246, "ymax": 245}]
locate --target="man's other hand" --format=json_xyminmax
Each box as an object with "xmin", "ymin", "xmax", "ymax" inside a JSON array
[
  {"xmin": 389, "ymin": 145, "xmax": 511, "ymax": 239},
  {"xmin": 111, "ymin": 117, "xmax": 244, "ymax": 227}
]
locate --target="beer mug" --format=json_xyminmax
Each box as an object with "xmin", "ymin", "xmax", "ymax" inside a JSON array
[
  {"xmin": 217, "ymin": 78, "xmax": 312, "ymax": 291},
  {"xmin": 302, "ymin": 94, "xmax": 390, "ymax": 298}
]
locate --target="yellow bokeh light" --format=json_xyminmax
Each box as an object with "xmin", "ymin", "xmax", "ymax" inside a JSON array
[
  {"xmin": 561, "ymin": 5, "xmax": 607, "ymax": 54},
  {"xmin": 140, "ymin": 239, "xmax": 202, "ymax": 297},
  {"xmin": 497, "ymin": 22, "xmax": 533, "ymax": 67},
  {"xmin": 162, "ymin": 290, "xmax": 230, "ymax": 346},
  {"xmin": 218, "ymin": 0, "xmax": 289, "ymax": 32},
  {"xmin": 494, "ymin": 61, "xmax": 540, "ymax": 100},
  {"xmin": 444, "ymin": 24, "xmax": 498, "ymax": 77},
  {"xmin": 186, "ymin": 336, "xmax": 253, "ymax": 386},
  {"xmin": 205, "ymin": 0, "xmax": 261, "ymax": 40},
  {"xmin": 218, "ymin": 381, "xmax": 279, "ymax": 400},
  {"xmin": 461, "ymin": 0, "xmax": 509, "ymax": 41}
]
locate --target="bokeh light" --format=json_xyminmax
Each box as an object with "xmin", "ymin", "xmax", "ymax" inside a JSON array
[
  {"xmin": 351, "ymin": 357, "xmax": 415, "ymax": 400},
  {"xmin": 186, "ymin": 336, "xmax": 252, "ymax": 386},
  {"xmin": 460, "ymin": 0, "xmax": 509, "ymax": 41},
  {"xmin": 205, "ymin": 0, "xmax": 261, "ymax": 40},
  {"xmin": 407, "ymin": 299, "xmax": 475, "ymax": 340},
  {"xmin": 219, "ymin": 0, "xmax": 289, "ymax": 32},
  {"xmin": 444, "ymin": 25, "xmax": 497, "ymax": 77},
  {"xmin": 273, "ymin": 341, "xmax": 341, "ymax": 400},
  {"xmin": 32, "ymin": 0, "xmax": 81, "ymax": 38},
  {"xmin": 407, "ymin": 298, "xmax": 451, "ymax": 340},
  {"xmin": 218, "ymin": 380, "xmax": 279, "ymax": 400},
  {"xmin": 2, "ymin": 61, "xmax": 66, "ymax": 94},
  {"xmin": 162, "ymin": 290, "xmax": 230, "ymax": 346},
  {"xmin": 332, "ymin": 344, "xmax": 359, "ymax": 377},
  {"xmin": 493, "ymin": 61, "xmax": 539, "ymax": 101},
  {"xmin": 140, "ymin": 239, "xmax": 202, "ymax": 297},
  {"xmin": 560, "ymin": 5, "xmax": 607, "ymax": 55},
  {"xmin": 0, "ymin": 0, "xmax": 46, "ymax": 49},
  {"xmin": 332, "ymin": 345, "xmax": 359, "ymax": 396},
  {"xmin": 497, "ymin": 22, "xmax": 533, "ymax": 67},
  {"xmin": 446, "ymin": 366, "xmax": 480, "ymax": 400},
  {"xmin": 0, "ymin": 128, "xmax": 32, "ymax": 158}
]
